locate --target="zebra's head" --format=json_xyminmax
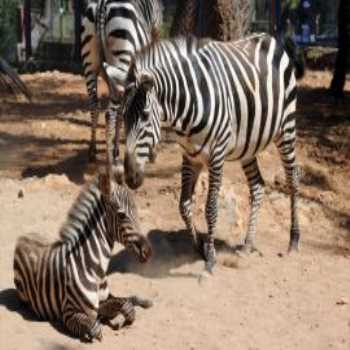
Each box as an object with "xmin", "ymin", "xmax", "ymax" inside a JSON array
[
  {"xmin": 98, "ymin": 173, "xmax": 152, "ymax": 263},
  {"xmin": 105, "ymin": 62, "xmax": 162, "ymax": 189},
  {"xmin": 104, "ymin": 63, "xmax": 162, "ymax": 189},
  {"xmin": 124, "ymin": 73, "xmax": 161, "ymax": 189}
]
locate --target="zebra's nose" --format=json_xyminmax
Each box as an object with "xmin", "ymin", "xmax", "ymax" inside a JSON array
[
  {"xmin": 124, "ymin": 154, "xmax": 143, "ymax": 189},
  {"xmin": 126, "ymin": 171, "xmax": 144, "ymax": 190}
]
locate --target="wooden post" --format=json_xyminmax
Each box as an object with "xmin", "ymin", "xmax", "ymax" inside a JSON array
[{"xmin": 23, "ymin": 0, "xmax": 32, "ymax": 60}]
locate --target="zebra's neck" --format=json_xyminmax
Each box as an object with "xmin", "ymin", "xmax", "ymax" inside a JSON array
[
  {"xmin": 59, "ymin": 181, "xmax": 114, "ymax": 260},
  {"xmin": 136, "ymin": 36, "xmax": 201, "ymax": 133}
]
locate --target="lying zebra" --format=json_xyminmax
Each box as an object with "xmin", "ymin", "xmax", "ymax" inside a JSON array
[{"xmin": 13, "ymin": 172, "xmax": 152, "ymax": 341}]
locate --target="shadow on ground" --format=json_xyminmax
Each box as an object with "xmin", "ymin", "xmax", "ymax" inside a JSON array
[
  {"xmin": 21, "ymin": 149, "xmax": 92, "ymax": 185},
  {"xmin": 0, "ymin": 288, "xmax": 37, "ymax": 321},
  {"xmin": 0, "ymin": 288, "xmax": 89, "ymax": 341},
  {"xmin": 109, "ymin": 229, "xmax": 237, "ymax": 279}
]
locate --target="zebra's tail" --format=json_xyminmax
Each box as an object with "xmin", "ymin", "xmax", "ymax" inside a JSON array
[{"xmin": 282, "ymin": 36, "xmax": 305, "ymax": 80}]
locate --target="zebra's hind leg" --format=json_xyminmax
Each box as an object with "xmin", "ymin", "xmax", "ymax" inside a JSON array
[
  {"xmin": 201, "ymin": 156, "xmax": 224, "ymax": 273},
  {"xmin": 179, "ymin": 156, "xmax": 203, "ymax": 248},
  {"xmin": 240, "ymin": 158, "xmax": 265, "ymax": 256},
  {"xmin": 64, "ymin": 311, "xmax": 102, "ymax": 342},
  {"xmin": 275, "ymin": 122, "xmax": 301, "ymax": 252}
]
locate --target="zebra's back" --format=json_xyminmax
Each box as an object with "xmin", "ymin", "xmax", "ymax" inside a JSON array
[{"xmin": 176, "ymin": 34, "xmax": 297, "ymax": 162}]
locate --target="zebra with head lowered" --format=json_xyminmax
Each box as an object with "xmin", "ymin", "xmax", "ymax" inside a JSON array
[
  {"xmin": 104, "ymin": 33, "xmax": 303, "ymax": 273},
  {"xmin": 13, "ymin": 172, "xmax": 152, "ymax": 341},
  {"xmin": 81, "ymin": 0, "xmax": 162, "ymax": 175}
]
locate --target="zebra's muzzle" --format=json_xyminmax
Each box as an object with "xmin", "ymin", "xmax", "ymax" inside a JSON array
[
  {"xmin": 126, "ymin": 234, "xmax": 152, "ymax": 263},
  {"xmin": 125, "ymin": 172, "xmax": 144, "ymax": 190},
  {"xmin": 124, "ymin": 153, "xmax": 144, "ymax": 189}
]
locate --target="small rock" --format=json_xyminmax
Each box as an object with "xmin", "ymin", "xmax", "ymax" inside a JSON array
[
  {"xmin": 336, "ymin": 298, "xmax": 348, "ymax": 305},
  {"xmin": 277, "ymin": 252, "xmax": 284, "ymax": 258},
  {"xmin": 17, "ymin": 189, "xmax": 24, "ymax": 198}
]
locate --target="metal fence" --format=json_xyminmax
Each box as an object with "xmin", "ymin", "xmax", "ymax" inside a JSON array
[{"xmin": 251, "ymin": 0, "xmax": 339, "ymax": 47}]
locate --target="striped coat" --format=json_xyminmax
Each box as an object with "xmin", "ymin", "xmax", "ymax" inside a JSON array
[
  {"xmin": 80, "ymin": 0, "xmax": 162, "ymax": 163},
  {"xmin": 107, "ymin": 34, "xmax": 302, "ymax": 272},
  {"xmin": 13, "ymin": 174, "xmax": 152, "ymax": 340}
]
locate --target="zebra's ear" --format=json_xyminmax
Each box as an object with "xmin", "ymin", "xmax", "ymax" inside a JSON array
[
  {"xmin": 126, "ymin": 81, "xmax": 136, "ymax": 92},
  {"xmin": 98, "ymin": 172, "xmax": 109, "ymax": 197},
  {"xmin": 103, "ymin": 62, "xmax": 125, "ymax": 95},
  {"xmin": 138, "ymin": 71, "xmax": 154, "ymax": 91}
]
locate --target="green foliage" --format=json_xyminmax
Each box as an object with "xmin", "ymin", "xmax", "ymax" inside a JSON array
[
  {"xmin": 282, "ymin": 0, "xmax": 300, "ymax": 10},
  {"xmin": 0, "ymin": 0, "xmax": 19, "ymax": 61}
]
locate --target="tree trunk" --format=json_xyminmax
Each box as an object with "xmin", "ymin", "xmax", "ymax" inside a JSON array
[
  {"xmin": 170, "ymin": 0, "xmax": 197, "ymax": 36},
  {"xmin": 170, "ymin": 0, "xmax": 252, "ymax": 41},
  {"xmin": 330, "ymin": 0, "xmax": 350, "ymax": 97},
  {"xmin": 24, "ymin": 0, "xmax": 32, "ymax": 60}
]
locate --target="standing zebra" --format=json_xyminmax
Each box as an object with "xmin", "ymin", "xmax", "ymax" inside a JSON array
[
  {"xmin": 104, "ymin": 34, "xmax": 303, "ymax": 272},
  {"xmin": 13, "ymin": 172, "xmax": 152, "ymax": 341},
  {"xmin": 80, "ymin": 0, "xmax": 162, "ymax": 176}
]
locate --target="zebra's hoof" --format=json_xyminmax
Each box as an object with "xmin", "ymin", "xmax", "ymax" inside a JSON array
[
  {"xmin": 289, "ymin": 230, "xmax": 300, "ymax": 253},
  {"xmin": 130, "ymin": 295, "xmax": 153, "ymax": 309},
  {"xmin": 83, "ymin": 320, "xmax": 102, "ymax": 342},
  {"xmin": 288, "ymin": 240, "xmax": 299, "ymax": 254},
  {"xmin": 91, "ymin": 319, "xmax": 103, "ymax": 341},
  {"xmin": 202, "ymin": 242, "xmax": 216, "ymax": 274},
  {"xmin": 198, "ymin": 270, "xmax": 212, "ymax": 284},
  {"xmin": 236, "ymin": 244, "xmax": 263, "ymax": 257}
]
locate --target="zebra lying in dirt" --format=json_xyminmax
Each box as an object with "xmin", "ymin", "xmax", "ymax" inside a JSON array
[{"xmin": 13, "ymin": 172, "xmax": 152, "ymax": 341}]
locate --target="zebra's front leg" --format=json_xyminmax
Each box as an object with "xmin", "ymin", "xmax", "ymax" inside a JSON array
[
  {"xmin": 202, "ymin": 159, "xmax": 224, "ymax": 273},
  {"xmin": 87, "ymin": 75, "xmax": 99, "ymax": 162},
  {"xmin": 106, "ymin": 104, "xmax": 124, "ymax": 192},
  {"xmin": 240, "ymin": 158, "xmax": 265, "ymax": 255},
  {"xmin": 179, "ymin": 156, "xmax": 203, "ymax": 247}
]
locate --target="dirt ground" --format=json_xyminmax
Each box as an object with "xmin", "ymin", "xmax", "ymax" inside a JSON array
[{"xmin": 0, "ymin": 70, "xmax": 349, "ymax": 350}]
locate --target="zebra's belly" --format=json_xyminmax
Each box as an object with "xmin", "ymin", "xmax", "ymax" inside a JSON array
[{"xmin": 225, "ymin": 128, "xmax": 280, "ymax": 162}]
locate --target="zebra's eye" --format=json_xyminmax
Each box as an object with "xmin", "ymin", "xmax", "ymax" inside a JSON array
[
  {"xmin": 118, "ymin": 212, "xmax": 126, "ymax": 221},
  {"xmin": 141, "ymin": 110, "xmax": 149, "ymax": 121}
]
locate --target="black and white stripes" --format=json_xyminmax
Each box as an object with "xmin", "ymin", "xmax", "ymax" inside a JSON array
[
  {"xmin": 80, "ymin": 0, "xmax": 162, "ymax": 162},
  {"xmin": 13, "ymin": 174, "xmax": 152, "ymax": 341},
  {"xmin": 107, "ymin": 33, "xmax": 302, "ymax": 272}
]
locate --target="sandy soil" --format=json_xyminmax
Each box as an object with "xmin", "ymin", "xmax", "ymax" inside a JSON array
[{"xmin": 0, "ymin": 70, "xmax": 349, "ymax": 350}]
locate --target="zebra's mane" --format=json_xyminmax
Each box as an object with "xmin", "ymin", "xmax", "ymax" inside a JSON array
[{"xmin": 59, "ymin": 177, "xmax": 104, "ymax": 244}]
